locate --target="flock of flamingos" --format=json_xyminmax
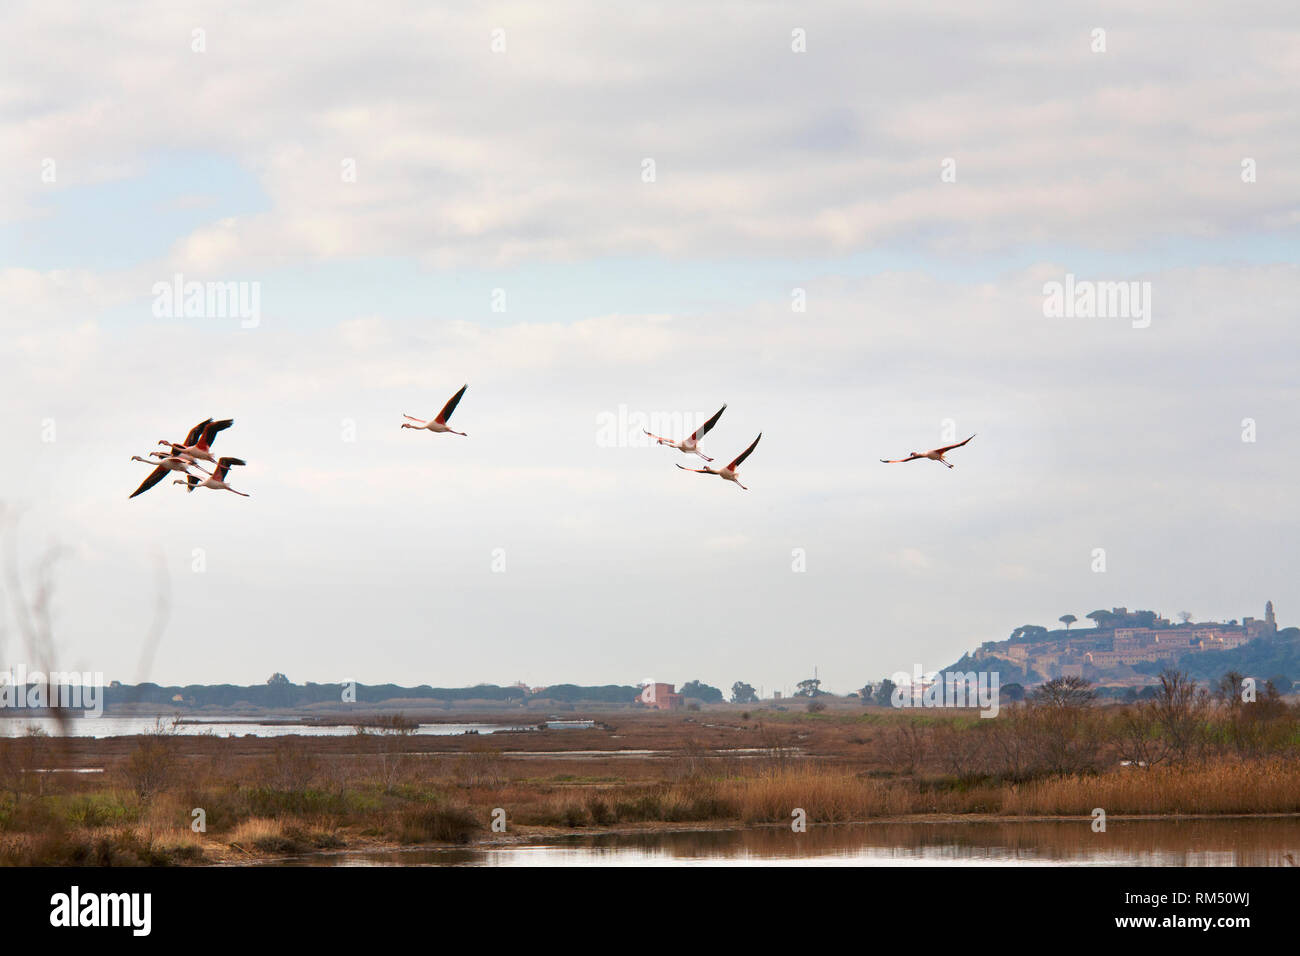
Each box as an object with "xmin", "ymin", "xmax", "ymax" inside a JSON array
[{"xmin": 128, "ymin": 385, "xmax": 977, "ymax": 498}]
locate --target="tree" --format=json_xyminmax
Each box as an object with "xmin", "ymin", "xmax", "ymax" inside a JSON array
[
  {"xmin": 1121, "ymin": 670, "xmax": 1210, "ymax": 767},
  {"xmin": 873, "ymin": 679, "xmax": 896, "ymax": 707},
  {"xmin": 1027, "ymin": 677, "xmax": 1101, "ymax": 774},
  {"xmin": 1059, "ymin": 614, "xmax": 1077, "ymax": 630},
  {"xmin": 1213, "ymin": 670, "xmax": 1246, "ymax": 708},
  {"xmin": 679, "ymin": 680, "xmax": 723, "ymax": 703},
  {"xmin": 1178, "ymin": 611, "xmax": 1193, "ymax": 624},
  {"xmin": 265, "ymin": 672, "xmax": 293, "ymax": 707},
  {"xmin": 1002, "ymin": 682, "xmax": 1025, "ymax": 702},
  {"xmin": 794, "ymin": 678, "xmax": 822, "ymax": 698},
  {"xmin": 730, "ymin": 681, "xmax": 758, "ymax": 704},
  {"xmin": 1030, "ymin": 676, "xmax": 1097, "ymax": 708},
  {"xmin": 1086, "ymin": 610, "xmax": 1115, "ymax": 628}
]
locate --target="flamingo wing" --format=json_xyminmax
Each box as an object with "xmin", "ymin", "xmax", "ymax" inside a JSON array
[
  {"xmin": 129, "ymin": 464, "xmax": 170, "ymax": 498},
  {"xmin": 727, "ymin": 433, "xmax": 762, "ymax": 470},
  {"xmin": 184, "ymin": 419, "xmax": 213, "ymax": 448},
  {"xmin": 200, "ymin": 419, "xmax": 234, "ymax": 449},
  {"xmin": 935, "ymin": 433, "xmax": 975, "ymax": 455},
  {"xmin": 213, "ymin": 457, "xmax": 246, "ymax": 481},
  {"xmin": 435, "ymin": 384, "xmax": 468, "ymax": 424},
  {"xmin": 688, "ymin": 404, "xmax": 727, "ymax": 443}
]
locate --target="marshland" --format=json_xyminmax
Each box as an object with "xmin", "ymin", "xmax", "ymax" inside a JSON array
[{"xmin": 3, "ymin": 674, "xmax": 1298, "ymax": 866}]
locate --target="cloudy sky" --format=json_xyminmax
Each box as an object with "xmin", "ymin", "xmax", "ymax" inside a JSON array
[{"xmin": 1, "ymin": 2, "xmax": 1297, "ymax": 695}]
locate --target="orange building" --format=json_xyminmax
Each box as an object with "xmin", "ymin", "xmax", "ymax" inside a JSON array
[{"xmin": 637, "ymin": 683, "xmax": 684, "ymax": 710}]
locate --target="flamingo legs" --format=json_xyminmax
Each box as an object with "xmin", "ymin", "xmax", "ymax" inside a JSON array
[
  {"xmin": 402, "ymin": 415, "xmax": 467, "ymax": 436},
  {"xmin": 173, "ymin": 478, "xmax": 249, "ymax": 496}
]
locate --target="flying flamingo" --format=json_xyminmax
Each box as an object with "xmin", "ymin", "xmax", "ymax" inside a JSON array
[
  {"xmin": 173, "ymin": 457, "xmax": 249, "ymax": 497},
  {"xmin": 129, "ymin": 451, "xmax": 210, "ymax": 499},
  {"xmin": 160, "ymin": 419, "xmax": 234, "ymax": 464},
  {"xmin": 159, "ymin": 418, "xmax": 233, "ymax": 490},
  {"xmin": 402, "ymin": 385, "xmax": 469, "ymax": 436},
  {"xmin": 880, "ymin": 433, "xmax": 976, "ymax": 469},
  {"xmin": 645, "ymin": 404, "xmax": 726, "ymax": 461},
  {"xmin": 676, "ymin": 433, "xmax": 762, "ymax": 490}
]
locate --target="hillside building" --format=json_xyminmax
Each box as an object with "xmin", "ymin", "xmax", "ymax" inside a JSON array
[{"xmin": 972, "ymin": 601, "xmax": 1279, "ymax": 683}]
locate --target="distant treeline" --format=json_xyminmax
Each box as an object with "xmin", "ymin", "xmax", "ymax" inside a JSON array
[{"xmin": 89, "ymin": 681, "xmax": 646, "ymax": 709}]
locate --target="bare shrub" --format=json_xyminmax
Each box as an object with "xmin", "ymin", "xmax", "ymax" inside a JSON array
[
  {"xmin": 885, "ymin": 722, "xmax": 929, "ymax": 776},
  {"xmin": 931, "ymin": 720, "xmax": 991, "ymax": 778},
  {"xmin": 395, "ymin": 803, "xmax": 479, "ymax": 844},
  {"xmin": 121, "ymin": 719, "xmax": 178, "ymax": 803},
  {"xmin": 266, "ymin": 739, "xmax": 320, "ymax": 791}
]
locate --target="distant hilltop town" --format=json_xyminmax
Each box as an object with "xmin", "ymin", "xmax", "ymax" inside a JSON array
[{"xmin": 965, "ymin": 602, "xmax": 1286, "ymax": 685}]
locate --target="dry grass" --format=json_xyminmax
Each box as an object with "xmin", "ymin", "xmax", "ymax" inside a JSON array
[
  {"xmin": 1003, "ymin": 759, "xmax": 1300, "ymax": 816},
  {"xmin": 393, "ymin": 803, "xmax": 479, "ymax": 844},
  {"xmin": 479, "ymin": 758, "xmax": 1300, "ymax": 826},
  {"xmin": 150, "ymin": 827, "xmax": 206, "ymax": 857},
  {"xmin": 0, "ymin": 822, "xmax": 202, "ymax": 865},
  {"xmin": 720, "ymin": 768, "xmax": 911, "ymax": 822},
  {"xmin": 228, "ymin": 817, "xmax": 286, "ymax": 848}
]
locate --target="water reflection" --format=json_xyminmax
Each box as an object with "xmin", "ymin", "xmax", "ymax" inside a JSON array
[
  {"xmin": 270, "ymin": 818, "xmax": 1300, "ymax": 867},
  {"xmin": 0, "ymin": 717, "xmax": 532, "ymax": 738}
]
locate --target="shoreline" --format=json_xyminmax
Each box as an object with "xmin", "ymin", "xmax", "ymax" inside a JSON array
[{"xmin": 214, "ymin": 811, "xmax": 1300, "ymax": 866}]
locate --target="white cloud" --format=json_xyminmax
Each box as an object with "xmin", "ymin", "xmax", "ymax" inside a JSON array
[
  {"xmin": 2, "ymin": 2, "xmax": 1296, "ymax": 268},
  {"xmin": 2, "ymin": 2, "xmax": 1298, "ymax": 694}
]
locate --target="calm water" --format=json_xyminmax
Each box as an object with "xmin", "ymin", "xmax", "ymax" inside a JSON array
[
  {"xmin": 269, "ymin": 818, "xmax": 1300, "ymax": 867},
  {"xmin": 0, "ymin": 716, "xmax": 532, "ymax": 738}
]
